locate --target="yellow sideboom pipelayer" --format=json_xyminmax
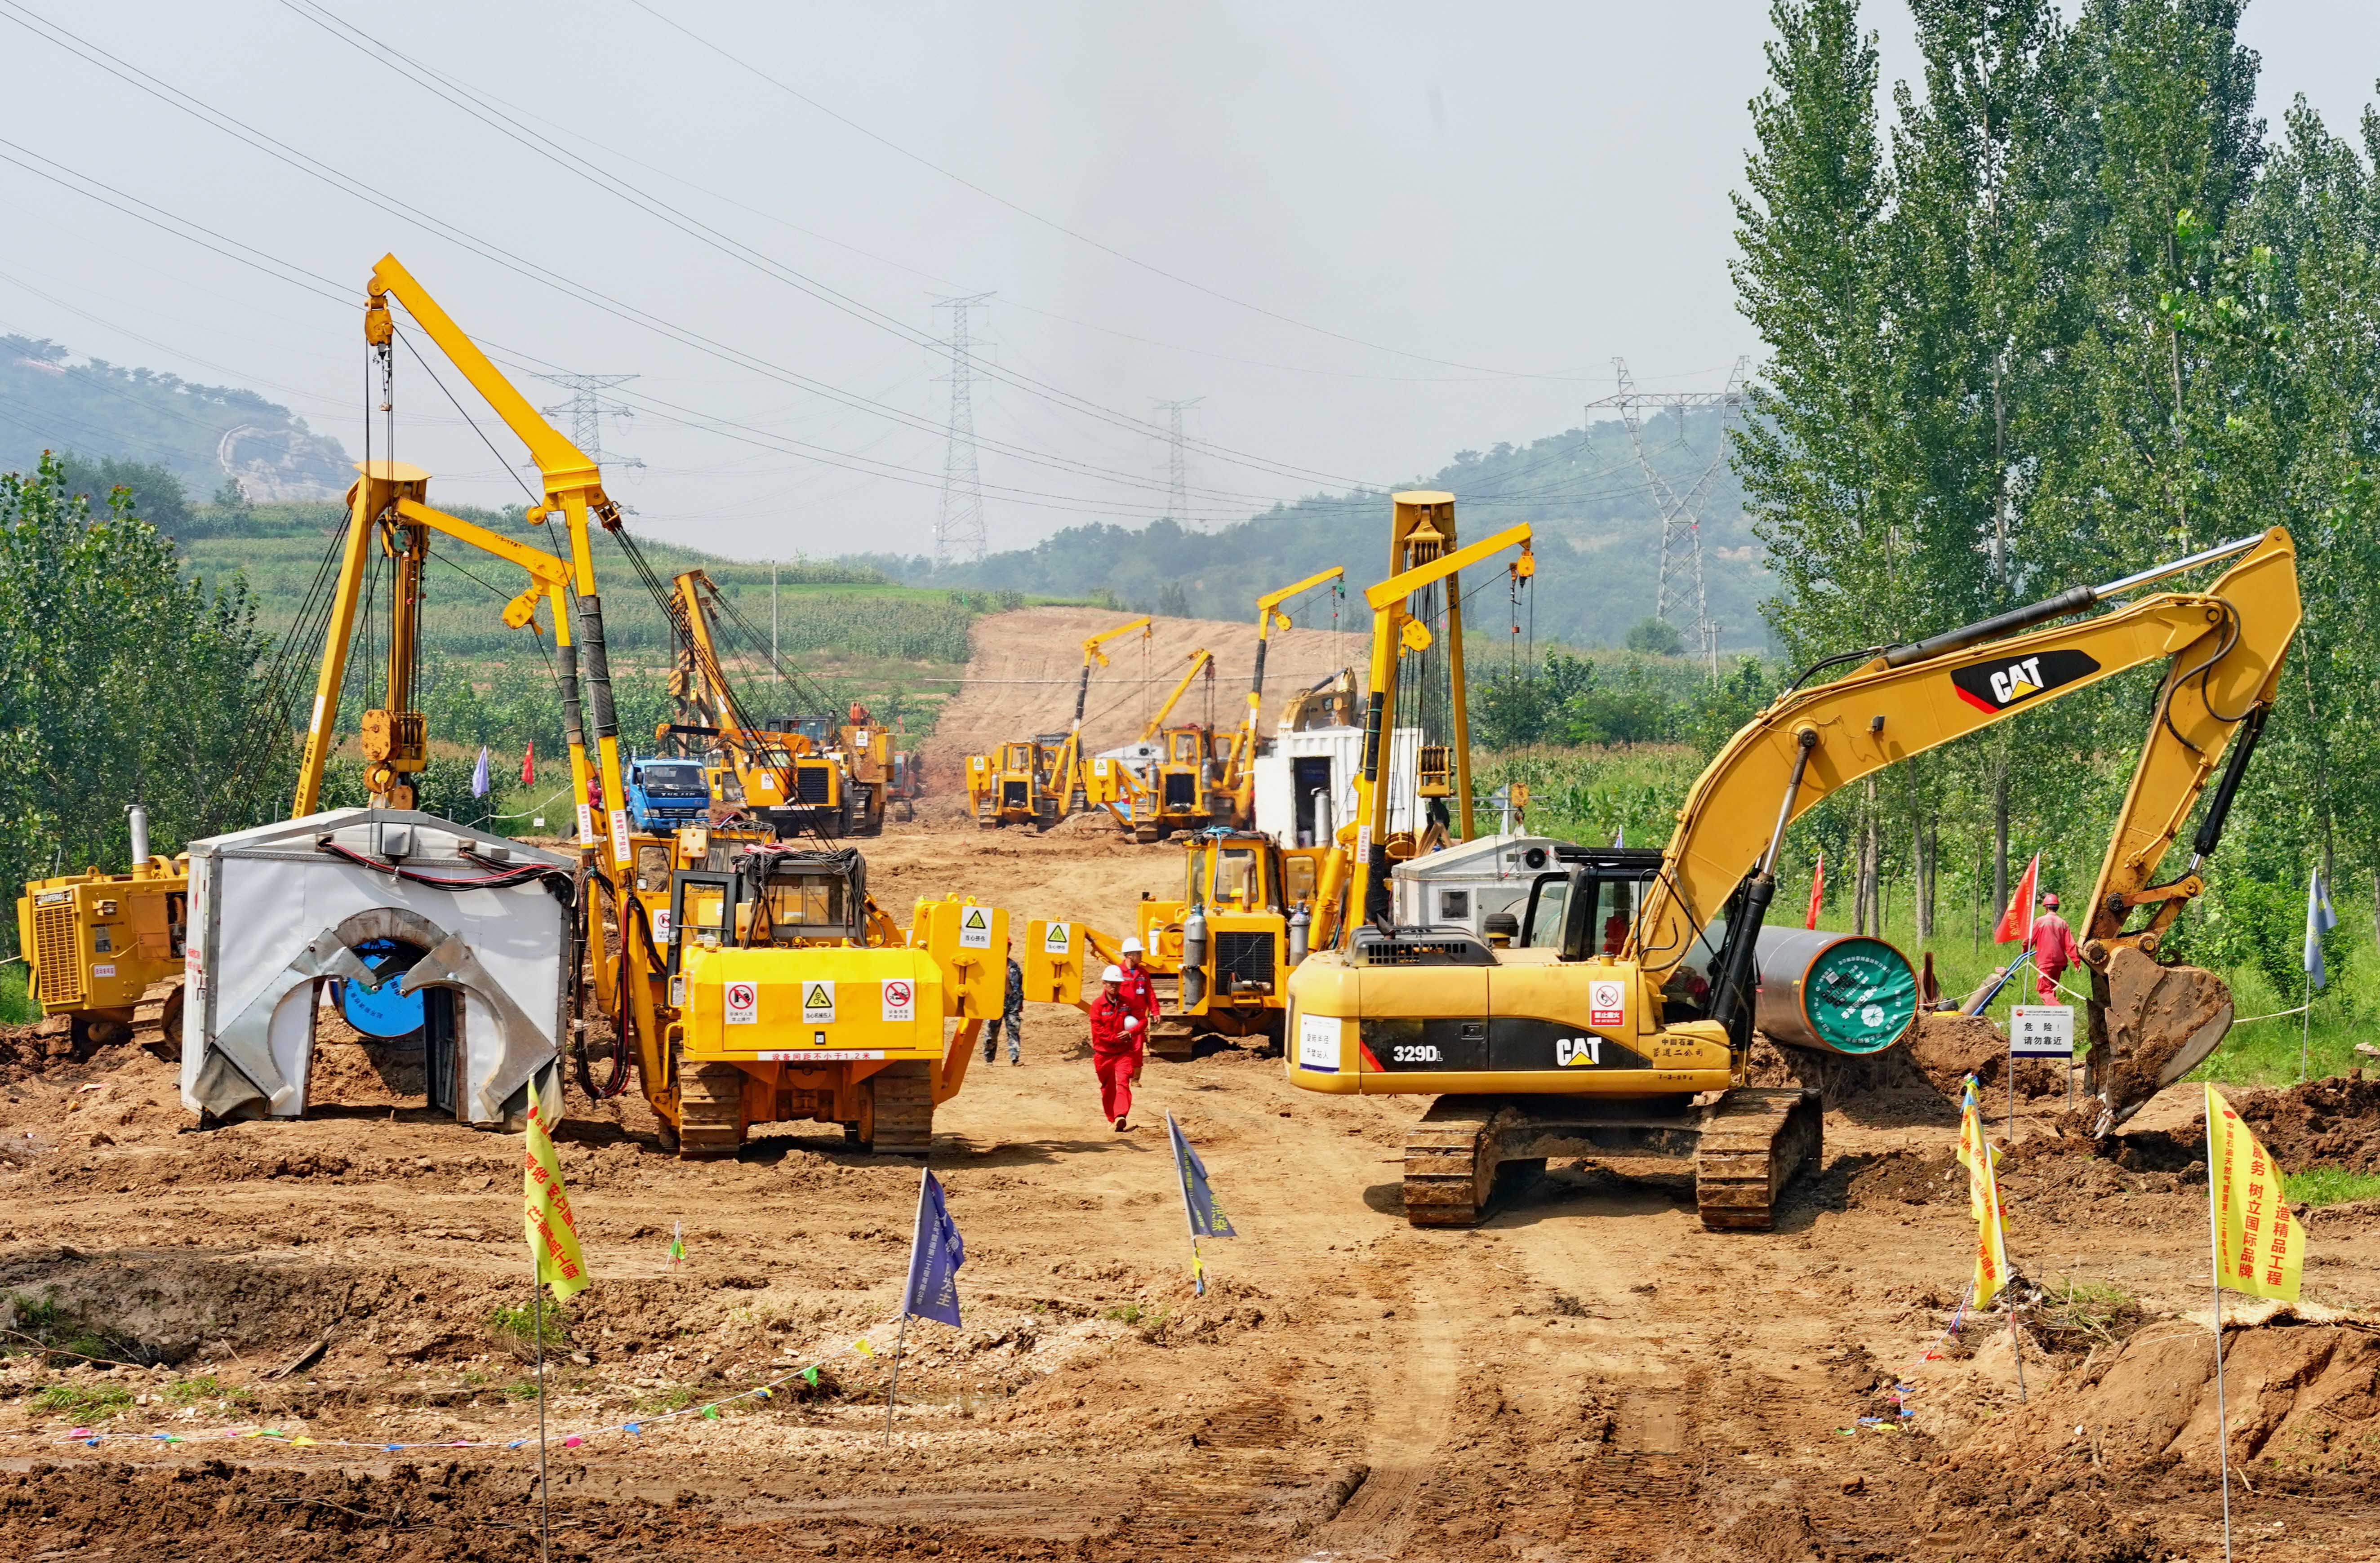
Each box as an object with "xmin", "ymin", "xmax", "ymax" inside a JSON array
[
  {"xmin": 356, "ymin": 257, "xmax": 999, "ymax": 1159},
  {"xmin": 1287, "ymin": 500, "xmax": 2301, "ymax": 1232}
]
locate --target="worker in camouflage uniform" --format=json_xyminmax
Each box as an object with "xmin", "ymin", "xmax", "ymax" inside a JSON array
[{"xmin": 982, "ymin": 946, "xmax": 1026, "ymax": 1065}]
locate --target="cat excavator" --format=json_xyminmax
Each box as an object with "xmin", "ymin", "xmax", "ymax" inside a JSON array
[{"xmin": 1287, "ymin": 492, "xmax": 2302, "ymax": 1230}]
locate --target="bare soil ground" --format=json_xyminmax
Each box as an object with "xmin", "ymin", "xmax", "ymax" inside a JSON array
[{"xmin": 1, "ymin": 826, "xmax": 2376, "ymax": 1561}]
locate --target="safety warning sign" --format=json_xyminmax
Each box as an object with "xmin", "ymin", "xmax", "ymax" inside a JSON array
[
  {"xmin": 959, "ymin": 906, "xmax": 994, "ymax": 949},
  {"xmin": 881, "ymin": 978, "xmax": 914, "ymax": 1023},
  {"xmin": 1041, "ymin": 920, "xmax": 1072, "ymax": 955},
  {"xmin": 724, "ymin": 981, "xmax": 758, "ymax": 1026},
  {"xmin": 1588, "ymin": 979, "xmax": 1625, "ymax": 1028},
  {"xmin": 802, "ymin": 980, "xmax": 836, "ymax": 1024}
]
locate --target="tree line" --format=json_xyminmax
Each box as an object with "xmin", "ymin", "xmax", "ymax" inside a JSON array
[{"xmin": 1733, "ymin": 0, "xmax": 2376, "ymax": 983}]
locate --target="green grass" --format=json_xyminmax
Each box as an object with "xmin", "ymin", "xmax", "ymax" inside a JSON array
[
  {"xmin": 635, "ymin": 1384, "xmax": 697, "ymax": 1414},
  {"xmin": 34, "ymin": 1381, "xmax": 133, "ymax": 1418},
  {"xmin": 0, "ymin": 961, "xmax": 30, "ymax": 1026},
  {"xmin": 2286, "ymin": 1166, "xmax": 2380, "ymax": 1207},
  {"xmin": 489, "ymin": 1300, "xmax": 571, "ymax": 1355}
]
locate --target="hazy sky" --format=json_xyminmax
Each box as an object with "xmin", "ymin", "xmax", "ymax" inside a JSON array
[{"xmin": 3, "ymin": 2, "xmax": 2374, "ymax": 560}]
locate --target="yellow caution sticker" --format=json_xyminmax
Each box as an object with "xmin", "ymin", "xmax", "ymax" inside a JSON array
[
  {"xmin": 802, "ymin": 980, "xmax": 836, "ymax": 1024},
  {"xmin": 959, "ymin": 906, "xmax": 994, "ymax": 949}
]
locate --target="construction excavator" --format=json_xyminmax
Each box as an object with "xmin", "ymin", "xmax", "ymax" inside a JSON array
[
  {"xmin": 1287, "ymin": 493, "xmax": 2301, "ymax": 1231},
  {"xmin": 968, "ymin": 615, "xmax": 1151, "ymax": 830},
  {"xmin": 663, "ymin": 568, "xmax": 881, "ymax": 838},
  {"xmin": 1085, "ymin": 648, "xmax": 1226, "ymax": 841}
]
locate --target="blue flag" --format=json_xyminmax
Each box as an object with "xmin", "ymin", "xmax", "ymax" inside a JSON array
[
  {"xmin": 2306, "ymin": 867, "xmax": 2340, "ymax": 990},
  {"xmin": 1166, "ymin": 1113, "xmax": 1236, "ymax": 1241},
  {"xmin": 471, "ymin": 745, "xmax": 491, "ymax": 799},
  {"xmin": 900, "ymin": 1171, "xmax": 964, "ymax": 1328}
]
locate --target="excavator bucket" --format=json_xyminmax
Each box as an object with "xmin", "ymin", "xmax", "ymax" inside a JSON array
[{"xmin": 2086, "ymin": 946, "xmax": 2233, "ymax": 1135}]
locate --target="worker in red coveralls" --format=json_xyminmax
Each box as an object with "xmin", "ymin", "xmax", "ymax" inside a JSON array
[
  {"xmin": 1087, "ymin": 964, "xmax": 1144, "ymax": 1132},
  {"xmin": 1116, "ymin": 936, "xmax": 1157, "ymax": 1029},
  {"xmin": 2029, "ymin": 891, "xmax": 2077, "ymax": 999}
]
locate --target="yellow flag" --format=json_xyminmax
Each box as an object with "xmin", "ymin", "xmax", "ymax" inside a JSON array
[
  {"xmin": 1957, "ymin": 1092, "xmax": 2011, "ymax": 1307},
  {"xmin": 2207, "ymin": 1083, "xmax": 2304, "ymax": 1302},
  {"xmin": 522, "ymin": 1079, "xmax": 591, "ymax": 1300}
]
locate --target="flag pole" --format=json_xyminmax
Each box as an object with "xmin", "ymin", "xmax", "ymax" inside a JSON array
[
  {"xmin": 1169, "ymin": 1114, "xmax": 1205, "ymax": 1296},
  {"xmin": 2203, "ymin": 1088, "xmax": 2235, "ymax": 1563},
  {"xmin": 532, "ymin": 1266, "xmax": 551, "ymax": 1563},
  {"xmin": 885, "ymin": 1167, "xmax": 928, "ymax": 1446},
  {"xmin": 2300, "ymin": 964, "xmax": 2312, "ymax": 1083}
]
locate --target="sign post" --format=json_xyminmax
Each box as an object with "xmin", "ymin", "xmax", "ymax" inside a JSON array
[{"xmin": 2008, "ymin": 1004, "xmax": 2074, "ymax": 1130}]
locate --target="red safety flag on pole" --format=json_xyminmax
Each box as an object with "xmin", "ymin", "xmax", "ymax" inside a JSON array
[
  {"xmin": 521, "ymin": 740, "xmax": 537, "ymax": 788},
  {"xmin": 1993, "ymin": 853, "xmax": 2040, "ymax": 945},
  {"xmin": 1804, "ymin": 853, "xmax": 1826, "ymax": 930}
]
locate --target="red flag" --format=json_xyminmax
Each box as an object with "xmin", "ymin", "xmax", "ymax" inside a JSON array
[
  {"xmin": 1804, "ymin": 852, "xmax": 1826, "ymax": 930},
  {"xmin": 1993, "ymin": 853, "xmax": 2040, "ymax": 944},
  {"xmin": 520, "ymin": 740, "xmax": 536, "ymax": 787}
]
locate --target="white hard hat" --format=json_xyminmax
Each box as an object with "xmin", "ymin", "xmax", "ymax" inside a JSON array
[
  {"xmin": 1100, "ymin": 964, "xmax": 1125, "ymax": 984},
  {"xmin": 1121, "ymin": 937, "xmax": 1144, "ymax": 954}
]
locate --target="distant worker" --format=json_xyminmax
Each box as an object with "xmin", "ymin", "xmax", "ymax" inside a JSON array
[
  {"xmin": 1116, "ymin": 937, "xmax": 1157, "ymax": 1028},
  {"xmin": 982, "ymin": 948, "xmax": 1026, "ymax": 1066},
  {"xmin": 1087, "ymin": 965, "xmax": 1144, "ymax": 1132},
  {"xmin": 2029, "ymin": 891, "xmax": 2077, "ymax": 999},
  {"xmin": 847, "ymin": 699, "xmax": 872, "ymax": 727}
]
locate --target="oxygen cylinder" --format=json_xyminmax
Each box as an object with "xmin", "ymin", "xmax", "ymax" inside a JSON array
[
  {"xmin": 1287, "ymin": 902, "xmax": 1311, "ymax": 967},
  {"xmin": 1181, "ymin": 906, "xmax": 1209, "ymax": 1008}
]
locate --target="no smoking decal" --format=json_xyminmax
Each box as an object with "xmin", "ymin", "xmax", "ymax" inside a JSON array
[
  {"xmin": 1588, "ymin": 979, "xmax": 1625, "ymax": 1028},
  {"xmin": 724, "ymin": 980, "xmax": 759, "ymax": 1026}
]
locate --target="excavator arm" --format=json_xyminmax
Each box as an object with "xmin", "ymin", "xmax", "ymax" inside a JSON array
[{"xmin": 1634, "ymin": 528, "xmax": 2300, "ymax": 1126}]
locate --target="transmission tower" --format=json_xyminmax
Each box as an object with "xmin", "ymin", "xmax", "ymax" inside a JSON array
[
  {"xmin": 538, "ymin": 373, "xmax": 645, "ymax": 473},
  {"xmin": 933, "ymin": 293, "xmax": 993, "ymax": 565},
  {"xmin": 1153, "ymin": 397, "xmax": 1204, "ymax": 527},
  {"xmin": 1584, "ymin": 356, "xmax": 1750, "ymax": 677}
]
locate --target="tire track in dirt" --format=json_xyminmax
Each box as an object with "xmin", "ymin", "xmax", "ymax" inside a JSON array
[{"xmin": 1293, "ymin": 1263, "xmax": 1461, "ymax": 1562}]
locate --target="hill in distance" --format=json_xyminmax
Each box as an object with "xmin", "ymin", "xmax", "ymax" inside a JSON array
[
  {"xmin": 841, "ymin": 407, "xmax": 1775, "ymax": 654},
  {"xmin": 0, "ymin": 334, "xmax": 350, "ymax": 502}
]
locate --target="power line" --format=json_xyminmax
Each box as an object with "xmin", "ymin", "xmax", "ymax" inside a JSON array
[
  {"xmin": 538, "ymin": 372, "xmax": 644, "ymax": 472},
  {"xmin": 933, "ymin": 294, "xmax": 991, "ymax": 565},
  {"xmin": 1584, "ymin": 356, "xmax": 1750, "ymax": 677}
]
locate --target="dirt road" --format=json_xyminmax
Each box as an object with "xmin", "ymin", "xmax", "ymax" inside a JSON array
[{"xmin": 1, "ymin": 825, "xmax": 2376, "ymax": 1561}]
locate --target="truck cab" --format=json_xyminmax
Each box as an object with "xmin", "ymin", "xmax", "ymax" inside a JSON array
[{"xmin": 626, "ymin": 756, "xmax": 714, "ymax": 832}]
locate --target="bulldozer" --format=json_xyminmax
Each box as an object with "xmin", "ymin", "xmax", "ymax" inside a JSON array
[
  {"xmin": 968, "ymin": 616, "xmax": 1151, "ymax": 830},
  {"xmin": 15, "ymin": 806, "xmax": 187, "ymax": 1056},
  {"xmin": 1287, "ymin": 493, "xmax": 2303, "ymax": 1230}
]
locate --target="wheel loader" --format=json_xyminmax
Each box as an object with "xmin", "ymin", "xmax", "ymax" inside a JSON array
[{"xmin": 1286, "ymin": 493, "xmax": 2301, "ymax": 1231}]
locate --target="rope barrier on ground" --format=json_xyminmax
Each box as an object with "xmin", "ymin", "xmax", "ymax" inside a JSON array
[
  {"xmin": 1842, "ymin": 1282, "xmax": 1975, "ymax": 1435},
  {"xmin": 20, "ymin": 1320, "xmax": 905, "ymax": 1456}
]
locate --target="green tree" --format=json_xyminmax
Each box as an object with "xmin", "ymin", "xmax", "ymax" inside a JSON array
[
  {"xmin": 1623, "ymin": 616, "xmax": 1686, "ymax": 657},
  {"xmin": 0, "ymin": 453, "xmax": 284, "ymax": 953}
]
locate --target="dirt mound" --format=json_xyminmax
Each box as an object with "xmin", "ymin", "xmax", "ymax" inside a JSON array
[
  {"xmin": 1964, "ymin": 1317, "xmax": 2380, "ymax": 1485},
  {"xmin": 1846, "ymin": 1147, "xmax": 1960, "ymax": 1207},
  {"xmin": 1907, "ymin": 1011, "xmax": 2068, "ymax": 1098},
  {"xmin": 0, "ymin": 1019, "xmax": 139, "ymax": 1085},
  {"xmin": 1745, "ymin": 1035, "xmax": 1944, "ymax": 1110},
  {"xmin": 922, "ymin": 606, "xmax": 1366, "ymax": 781},
  {"xmin": 2197, "ymin": 1074, "xmax": 2380, "ymax": 1174}
]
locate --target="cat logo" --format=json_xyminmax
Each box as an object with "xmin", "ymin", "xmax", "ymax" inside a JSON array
[
  {"xmin": 1951, "ymin": 648, "xmax": 2101, "ymax": 714},
  {"xmin": 802, "ymin": 980, "xmax": 836, "ymax": 1024},
  {"xmin": 1556, "ymin": 1035, "xmax": 1604, "ymax": 1067},
  {"xmin": 958, "ymin": 906, "xmax": 994, "ymax": 949}
]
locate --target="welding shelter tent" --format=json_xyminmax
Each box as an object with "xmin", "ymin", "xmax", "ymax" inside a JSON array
[{"xmin": 179, "ymin": 809, "xmax": 576, "ymax": 1127}]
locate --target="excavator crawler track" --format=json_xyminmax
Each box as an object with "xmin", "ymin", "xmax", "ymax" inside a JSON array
[
  {"xmin": 1397, "ymin": 1088, "xmax": 1821, "ymax": 1231},
  {"xmin": 864, "ymin": 1061, "xmax": 935, "ymax": 1155},
  {"xmin": 1147, "ymin": 1017, "xmax": 1198, "ymax": 1062},
  {"xmin": 676, "ymin": 1061, "xmax": 747, "ymax": 1160},
  {"xmin": 1693, "ymin": 1088, "xmax": 1822, "ymax": 1232},
  {"xmin": 1402, "ymin": 1098, "xmax": 1504, "ymax": 1227}
]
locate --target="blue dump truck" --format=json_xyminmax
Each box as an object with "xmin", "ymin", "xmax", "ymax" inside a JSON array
[{"xmin": 627, "ymin": 756, "xmax": 715, "ymax": 832}]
